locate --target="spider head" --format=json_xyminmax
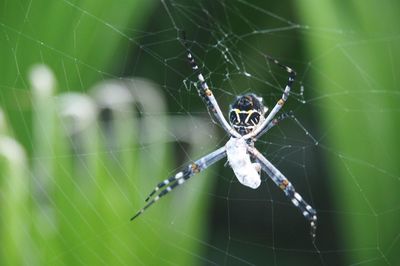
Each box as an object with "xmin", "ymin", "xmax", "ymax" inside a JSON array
[{"xmin": 229, "ymin": 93, "xmax": 268, "ymax": 135}]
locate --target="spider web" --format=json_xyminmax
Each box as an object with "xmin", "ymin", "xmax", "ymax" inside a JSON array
[{"xmin": 1, "ymin": 0, "xmax": 399, "ymax": 265}]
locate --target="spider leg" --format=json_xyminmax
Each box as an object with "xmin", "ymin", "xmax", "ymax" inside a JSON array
[
  {"xmin": 257, "ymin": 111, "xmax": 319, "ymax": 145},
  {"xmin": 182, "ymin": 33, "xmax": 240, "ymax": 138},
  {"xmin": 248, "ymin": 146, "xmax": 317, "ymax": 241},
  {"xmin": 131, "ymin": 146, "xmax": 226, "ymax": 221},
  {"xmin": 144, "ymin": 173, "xmax": 184, "ymax": 202},
  {"xmin": 244, "ymin": 58, "xmax": 296, "ymax": 140},
  {"xmin": 256, "ymin": 111, "xmax": 293, "ymax": 138}
]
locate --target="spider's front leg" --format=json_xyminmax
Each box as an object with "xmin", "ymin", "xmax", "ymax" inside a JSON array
[
  {"xmin": 256, "ymin": 111, "xmax": 294, "ymax": 139},
  {"xmin": 131, "ymin": 146, "xmax": 226, "ymax": 221},
  {"xmin": 183, "ymin": 35, "xmax": 240, "ymax": 138},
  {"xmin": 248, "ymin": 146, "xmax": 317, "ymax": 241},
  {"xmin": 244, "ymin": 58, "xmax": 296, "ymax": 141}
]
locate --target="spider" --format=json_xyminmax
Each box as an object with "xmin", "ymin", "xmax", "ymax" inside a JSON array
[{"xmin": 131, "ymin": 40, "xmax": 317, "ymax": 240}]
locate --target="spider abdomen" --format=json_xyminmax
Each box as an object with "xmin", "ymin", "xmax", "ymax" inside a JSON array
[{"xmin": 226, "ymin": 137, "xmax": 261, "ymax": 189}]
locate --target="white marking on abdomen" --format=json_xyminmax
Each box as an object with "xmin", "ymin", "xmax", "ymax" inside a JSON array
[{"xmin": 225, "ymin": 137, "xmax": 261, "ymax": 189}]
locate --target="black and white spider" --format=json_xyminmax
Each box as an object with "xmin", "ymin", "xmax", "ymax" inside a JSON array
[{"xmin": 131, "ymin": 40, "xmax": 317, "ymax": 240}]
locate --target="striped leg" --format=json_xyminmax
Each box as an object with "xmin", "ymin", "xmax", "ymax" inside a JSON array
[
  {"xmin": 257, "ymin": 111, "xmax": 319, "ymax": 145},
  {"xmin": 256, "ymin": 111, "xmax": 293, "ymax": 138},
  {"xmin": 131, "ymin": 146, "xmax": 226, "ymax": 221},
  {"xmin": 244, "ymin": 58, "xmax": 296, "ymax": 140},
  {"xmin": 248, "ymin": 147, "xmax": 317, "ymax": 241},
  {"xmin": 183, "ymin": 33, "xmax": 240, "ymax": 138}
]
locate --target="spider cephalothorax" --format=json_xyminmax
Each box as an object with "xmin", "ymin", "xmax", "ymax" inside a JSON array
[{"xmin": 229, "ymin": 93, "xmax": 268, "ymax": 135}]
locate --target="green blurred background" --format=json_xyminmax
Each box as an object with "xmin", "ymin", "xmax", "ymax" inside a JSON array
[{"xmin": 1, "ymin": 0, "xmax": 399, "ymax": 265}]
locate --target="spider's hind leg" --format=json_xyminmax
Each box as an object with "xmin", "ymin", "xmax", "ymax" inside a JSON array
[
  {"xmin": 131, "ymin": 147, "xmax": 227, "ymax": 221},
  {"xmin": 145, "ymin": 171, "xmax": 187, "ymax": 202},
  {"xmin": 131, "ymin": 170, "xmax": 191, "ymax": 221},
  {"xmin": 286, "ymin": 188, "xmax": 317, "ymax": 240},
  {"xmin": 248, "ymin": 146, "xmax": 317, "ymax": 241}
]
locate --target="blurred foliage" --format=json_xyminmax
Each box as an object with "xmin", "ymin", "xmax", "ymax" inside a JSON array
[
  {"xmin": 0, "ymin": 0, "xmax": 155, "ymax": 153},
  {"xmin": 1, "ymin": 0, "xmax": 399, "ymax": 265},
  {"xmin": 297, "ymin": 1, "xmax": 400, "ymax": 265},
  {"xmin": 0, "ymin": 1, "xmax": 216, "ymax": 265}
]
